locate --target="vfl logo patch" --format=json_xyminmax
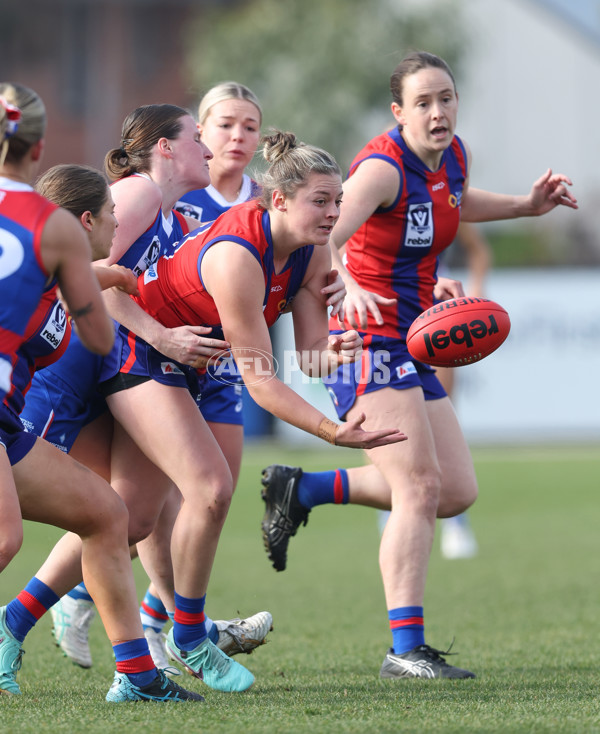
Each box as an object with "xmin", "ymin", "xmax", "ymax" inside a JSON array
[
  {"xmin": 133, "ymin": 237, "xmax": 161, "ymax": 276},
  {"xmin": 405, "ymin": 202, "xmax": 433, "ymax": 247},
  {"xmin": 40, "ymin": 302, "xmax": 67, "ymax": 349}
]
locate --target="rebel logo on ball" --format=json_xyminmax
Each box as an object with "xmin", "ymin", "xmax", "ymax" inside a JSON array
[
  {"xmin": 422, "ymin": 314, "xmax": 500, "ymax": 358},
  {"xmin": 406, "ymin": 297, "xmax": 511, "ymax": 368}
]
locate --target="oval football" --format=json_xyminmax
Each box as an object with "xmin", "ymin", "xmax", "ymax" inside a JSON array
[{"xmin": 406, "ymin": 297, "xmax": 511, "ymax": 368}]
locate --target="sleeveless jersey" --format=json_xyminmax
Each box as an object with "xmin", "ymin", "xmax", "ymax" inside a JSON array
[
  {"xmin": 338, "ymin": 127, "xmax": 467, "ymax": 340},
  {"xmin": 113, "ymin": 175, "xmax": 189, "ymax": 274},
  {"xmin": 174, "ymin": 175, "xmax": 260, "ymax": 223},
  {"xmin": 135, "ymin": 200, "xmax": 314, "ymax": 332},
  {"xmin": 6, "ymin": 284, "xmax": 71, "ymax": 415},
  {"xmin": 0, "ymin": 179, "xmax": 56, "ymax": 401}
]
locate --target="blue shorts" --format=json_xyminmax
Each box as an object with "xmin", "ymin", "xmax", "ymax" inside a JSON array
[
  {"xmin": 100, "ymin": 326, "xmax": 200, "ymax": 397},
  {"xmin": 0, "ymin": 404, "xmax": 37, "ymax": 465},
  {"xmin": 322, "ymin": 333, "xmax": 446, "ymax": 420},
  {"xmin": 20, "ymin": 371, "xmax": 107, "ymax": 454},
  {"xmin": 196, "ymin": 362, "xmax": 244, "ymax": 426}
]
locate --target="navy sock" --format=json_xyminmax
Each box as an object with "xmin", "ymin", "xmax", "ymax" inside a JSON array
[
  {"xmin": 114, "ymin": 638, "xmax": 157, "ymax": 687},
  {"xmin": 173, "ymin": 592, "xmax": 207, "ymax": 651},
  {"xmin": 6, "ymin": 577, "xmax": 59, "ymax": 643},
  {"xmin": 297, "ymin": 469, "xmax": 349, "ymax": 509},
  {"xmin": 389, "ymin": 606, "xmax": 425, "ymax": 654}
]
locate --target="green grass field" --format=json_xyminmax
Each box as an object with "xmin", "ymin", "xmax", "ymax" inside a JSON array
[{"xmin": 2, "ymin": 441, "xmax": 600, "ymax": 733}]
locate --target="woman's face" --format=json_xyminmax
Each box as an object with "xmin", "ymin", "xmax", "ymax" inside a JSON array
[
  {"xmin": 200, "ymin": 98, "xmax": 261, "ymax": 178},
  {"xmin": 170, "ymin": 114, "xmax": 213, "ymax": 190},
  {"xmin": 88, "ymin": 188, "xmax": 118, "ymax": 261},
  {"xmin": 278, "ymin": 172, "xmax": 343, "ymax": 248},
  {"xmin": 392, "ymin": 67, "xmax": 458, "ymax": 168}
]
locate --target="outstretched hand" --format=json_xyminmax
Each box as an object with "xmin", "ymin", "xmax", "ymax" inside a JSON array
[
  {"xmin": 335, "ymin": 412, "xmax": 407, "ymax": 450},
  {"xmin": 527, "ymin": 169, "xmax": 578, "ymax": 215}
]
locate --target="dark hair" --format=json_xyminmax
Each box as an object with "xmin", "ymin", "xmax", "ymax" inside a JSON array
[
  {"xmin": 104, "ymin": 104, "xmax": 191, "ymax": 181},
  {"xmin": 390, "ymin": 51, "xmax": 456, "ymax": 106},
  {"xmin": 0, "ymin": 82, "xmax": 46, "ymax": 165},
  {"xmin": 258, "ymin": 129, "xmax": 341, "ymax": 208},
  {"xmin": 35, "ymin": 164, "xmax": 109, "ymax": 218}
]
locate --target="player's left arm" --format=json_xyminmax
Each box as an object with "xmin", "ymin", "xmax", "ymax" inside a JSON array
[{"xmin": 460, "ymin": 142, "xmax": 577, "ymax": 221}]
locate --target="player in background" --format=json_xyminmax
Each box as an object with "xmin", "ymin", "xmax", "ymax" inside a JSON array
[
  {"xmin": 377, "ymin": 221, "xmax": 492, "ymax": 558},
  {"xmin": 259, "ymin": 51, "xmax": 577, "ymax": 679},
  {"xmin": 0, "ymin": 84, "xmax": 204, "ymax": 702}
]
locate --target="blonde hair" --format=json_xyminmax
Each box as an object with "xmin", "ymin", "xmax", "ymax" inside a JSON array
[
  {"xmin": 0, "ymin": 82, "xmax": 46, "ymax": 166},
  {"xmin": 258, "ymin": 129, "xmax": 341, "ymax": 208},
  {"xmin": 198, "ymin": 81, "xmax": 262, "ymax": 126}
]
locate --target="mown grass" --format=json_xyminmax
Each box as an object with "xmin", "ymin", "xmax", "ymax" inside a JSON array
[{"xmin": 2, "ymin": 442, "xmax": 600, "ymax": 733}]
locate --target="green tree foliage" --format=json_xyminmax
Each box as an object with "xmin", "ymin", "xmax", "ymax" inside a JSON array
[{"xmin": 183, "ymin": 0, "xmax": 468, "ymax": 171}]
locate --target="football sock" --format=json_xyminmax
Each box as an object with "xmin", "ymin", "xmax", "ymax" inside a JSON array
[
  {"xmin": 67, "ymin": 583, "xmax": 93, "ymax": 603},
  {"xmin": 5, "ymin": 577, "xmax": 60, "ymax": 642},
  {"xmin": 389, "ymin": 605, "xmax": 425, "ymax": 654},
  {"xmin": 205, "ymin": 615, "xmax": 218, "ymax": 644},
  {"xmin": 297, "ymin": 469, "xmax": 349, "ymax": 509},
  {"xmin": 140, "ymin": 589, "xmax": 169, "ymax": 632},
  {"xmin": 173, "ymin": 592, "xmax": 207, "ymax": 651},
  {"xmin": 113, "ymin": 638, "xmax": 157, "ymax": 687}
]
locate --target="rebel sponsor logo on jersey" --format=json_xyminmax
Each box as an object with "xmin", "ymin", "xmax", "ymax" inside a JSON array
[
  {"xmin": 40, "ymin": 302, "xmax": 67, "ymax": 349},
  {"xmin": 404, "ymin": 202, "xmax": 433, "ymax": 247}
]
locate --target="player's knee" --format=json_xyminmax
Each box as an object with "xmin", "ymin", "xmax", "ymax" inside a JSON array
[
  {"xmin": 127, "ymin": 514, "xmax": 157, "ymax": 545},
  {"xmin": 82, "ymin": 481, "xmax": 130, "ymax": 537},
  {"xmin": 0, "ymin": 531, "xmax": 23, "ymax": 573},
  {"xmin": 438, "ymin": 480, "xmax": 478, "ymax": 517},
  {"xmin": 411, "ymin": 468, "xmax": 443, "ymax": 515},
  {"xmin": 203, "ymin": 476, "xmax": 234, "ymax": 525}
]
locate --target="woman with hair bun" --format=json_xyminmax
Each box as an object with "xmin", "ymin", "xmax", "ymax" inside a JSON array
[{"xmin": 104, "ymin": 127, "xmax": 406, "ymax": 682}]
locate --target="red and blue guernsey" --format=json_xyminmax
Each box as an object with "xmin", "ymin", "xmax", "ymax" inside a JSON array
[
  {"xmin": 5, "ymin": 285, "xmax": 70, "ymax": 416},
  {"xmin": 113, "ymin": 174, "xmax": 189, "ymax": 275},
  {"xmin": 135, "ymin": 200, "xmax": 313, "ymax": 333},
  {"xmin": 338, "ymin": 126, "xmax": 467, "ymax": 340},
  {"xmin": 0, "ymin": 179, "xmax": 57, "ymax": 402},
  {"xmin": 174, "ymin": 175, "xmax": 261, "ymax": 223}
]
